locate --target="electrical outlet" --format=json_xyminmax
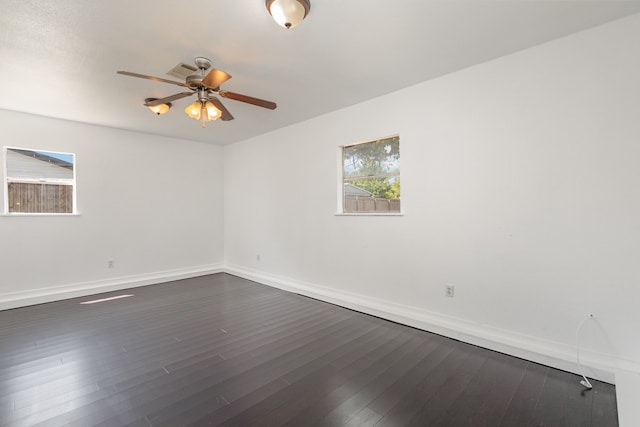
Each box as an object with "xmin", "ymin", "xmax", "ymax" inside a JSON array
[
  {"xmin": 108, "ymin": 260, "xmax": 114, "ymax": 268},
  {"xmin": 446, "ymin": 284, "xmax": 454, "ymax": 298}
]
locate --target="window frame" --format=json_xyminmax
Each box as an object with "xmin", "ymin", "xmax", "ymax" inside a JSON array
[
  {"xmin": 3, "ymin": 146, "xmax": 78, "ymax": 215},
  {"xmin": 337, "ymin": 135, "xmax": 402, "ymax": 216}
]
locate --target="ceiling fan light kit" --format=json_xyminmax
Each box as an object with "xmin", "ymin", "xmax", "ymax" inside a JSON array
[
  {"xmin": 185, "ymin": 100, "xmax": 222, "ymax": 128},
  {"xmin": 266, "ymin": 0, "xmax": 311, "ymax": 29},
  {"xmin": 117, "ymin": 57, "xmax": 277, "ymax": 128},
  {"xmin": 144, "ymin": 98, "xmax": 171, "ymax": 115}
]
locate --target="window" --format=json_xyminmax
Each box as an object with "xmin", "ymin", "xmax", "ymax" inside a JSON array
[
  {"xmin": 342, "ymin": 135, "xmax": 400, "ymax": 213},
  {"xmin": 3, "ymin": 147, "xmax": 76, "ymax": 214}
]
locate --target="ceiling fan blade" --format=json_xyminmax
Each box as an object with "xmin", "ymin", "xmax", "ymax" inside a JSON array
[
  {"xmin": 209, "ymin": 96, "xmax": 234, "ymax": 121},
  {"xmin": 117, "ymin": 71, "xmax": 190, "ymax": 88},
  {"xmin": 218, "ymin": 90, "xmax": 277, "ymax": 110},
  {"xmin": 145, "ymin": 92, "xmax": 194, "ymax": 106},
  {"xmin": 202, "ymin": 68, "xmax": 232, "ymax": 89}
]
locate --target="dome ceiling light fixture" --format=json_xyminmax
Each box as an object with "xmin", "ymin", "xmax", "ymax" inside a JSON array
[{"xmin": 265, "ymin": 0, "xmax": 311, "ymax": 29}]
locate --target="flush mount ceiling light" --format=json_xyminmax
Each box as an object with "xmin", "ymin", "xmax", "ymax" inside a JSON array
[
  {"xmin": 144, "ymin": 98, "xmax": 171, "ymax": 115},
  {"xmin": 266, "ymin": 0, "xmax": 311, "ymax": 29}
]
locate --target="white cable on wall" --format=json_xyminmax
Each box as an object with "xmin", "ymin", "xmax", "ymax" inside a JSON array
[{"xmin": 576, "ymin": 313, "xmax": 595, "ymax": 389}]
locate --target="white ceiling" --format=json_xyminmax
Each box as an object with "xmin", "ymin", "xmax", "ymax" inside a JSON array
[{"xmin": 1, "ymin": 0, "xmax": 639, "ymax": 145}]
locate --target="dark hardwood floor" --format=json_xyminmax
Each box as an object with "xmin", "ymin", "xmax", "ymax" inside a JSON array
[{"xmin": 0, "ymin": 273, "xmax": 617, "ymax": 426}]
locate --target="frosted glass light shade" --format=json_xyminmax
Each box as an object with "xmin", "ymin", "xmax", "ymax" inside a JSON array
[
  {"xmin": 148, "ymin": 103, "xmax": 170, "ymax": 115},
  {"xmin": 266, "ymin": 0, "xmax": 310, "ymax": 29},
  {"xmin": 145, "ymin": 98, "xmax": 171, "ymax": 115},
  {"xmin": 185, "ymin": 100, "xmax": 222, "ymax": 127},
  {"xmin": 204, "ymin": 101, "xmax": 222, "ymax": 120},
  {"xmin": 185, "ymin": 101, "xmax": 202, "ymax": 119}
]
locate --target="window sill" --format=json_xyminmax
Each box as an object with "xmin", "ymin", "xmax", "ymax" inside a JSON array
[{"xmin": 334, "ymin": 212, "xmax": 404, "ymax": 216}]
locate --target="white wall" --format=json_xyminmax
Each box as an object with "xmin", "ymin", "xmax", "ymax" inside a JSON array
[
  {"xmin": 0, "ymin": 11, "xmax": 637, "ymax": 385},
  {"xmin": 224, "ymin": 14, "xmax": 640, "ymax": 380},
  {"xmin": 0, "ymin": 110, "xmax": 224, "ymax": 308}
]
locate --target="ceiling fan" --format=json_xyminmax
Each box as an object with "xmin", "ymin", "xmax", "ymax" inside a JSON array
[{"xmin": 117, "ymin": 57, "xmax": 277, "ymax": 127}]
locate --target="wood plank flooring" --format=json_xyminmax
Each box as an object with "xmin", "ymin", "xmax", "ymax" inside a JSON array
[{"xmin": 0, "ymin": 273, "xmax": 618, "ymax": 426}]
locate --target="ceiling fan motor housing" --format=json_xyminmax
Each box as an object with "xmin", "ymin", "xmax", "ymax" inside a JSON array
[{"xmin": 186, "ymin": 74, "xmax": 204, "ymax": 86}]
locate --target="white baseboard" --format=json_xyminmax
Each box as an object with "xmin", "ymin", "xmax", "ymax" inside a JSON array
[
  {"xmin": 225, "ymin": 264, "xmax": 638, "ymax": 384},
  {"xmin": 0, "ymin": 263, "xmax": 224, "ymax": 311},
  {"xmin": 3, "ymin": 263, "xmax": 636, "ymax": 386}
]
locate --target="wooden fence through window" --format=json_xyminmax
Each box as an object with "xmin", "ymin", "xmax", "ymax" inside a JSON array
[
  {"xmin": 8, "ymin": 182, "xmax": 73, "ymax": 213},
  {"xmin": 344, "ymin": 196, "xmax": 400, "ymax": 213}
]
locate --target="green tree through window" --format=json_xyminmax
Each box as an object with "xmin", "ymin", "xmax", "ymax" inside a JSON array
[{"xmin": 342, "ymin": 136, "xmax": 400, "ymax": 213}]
